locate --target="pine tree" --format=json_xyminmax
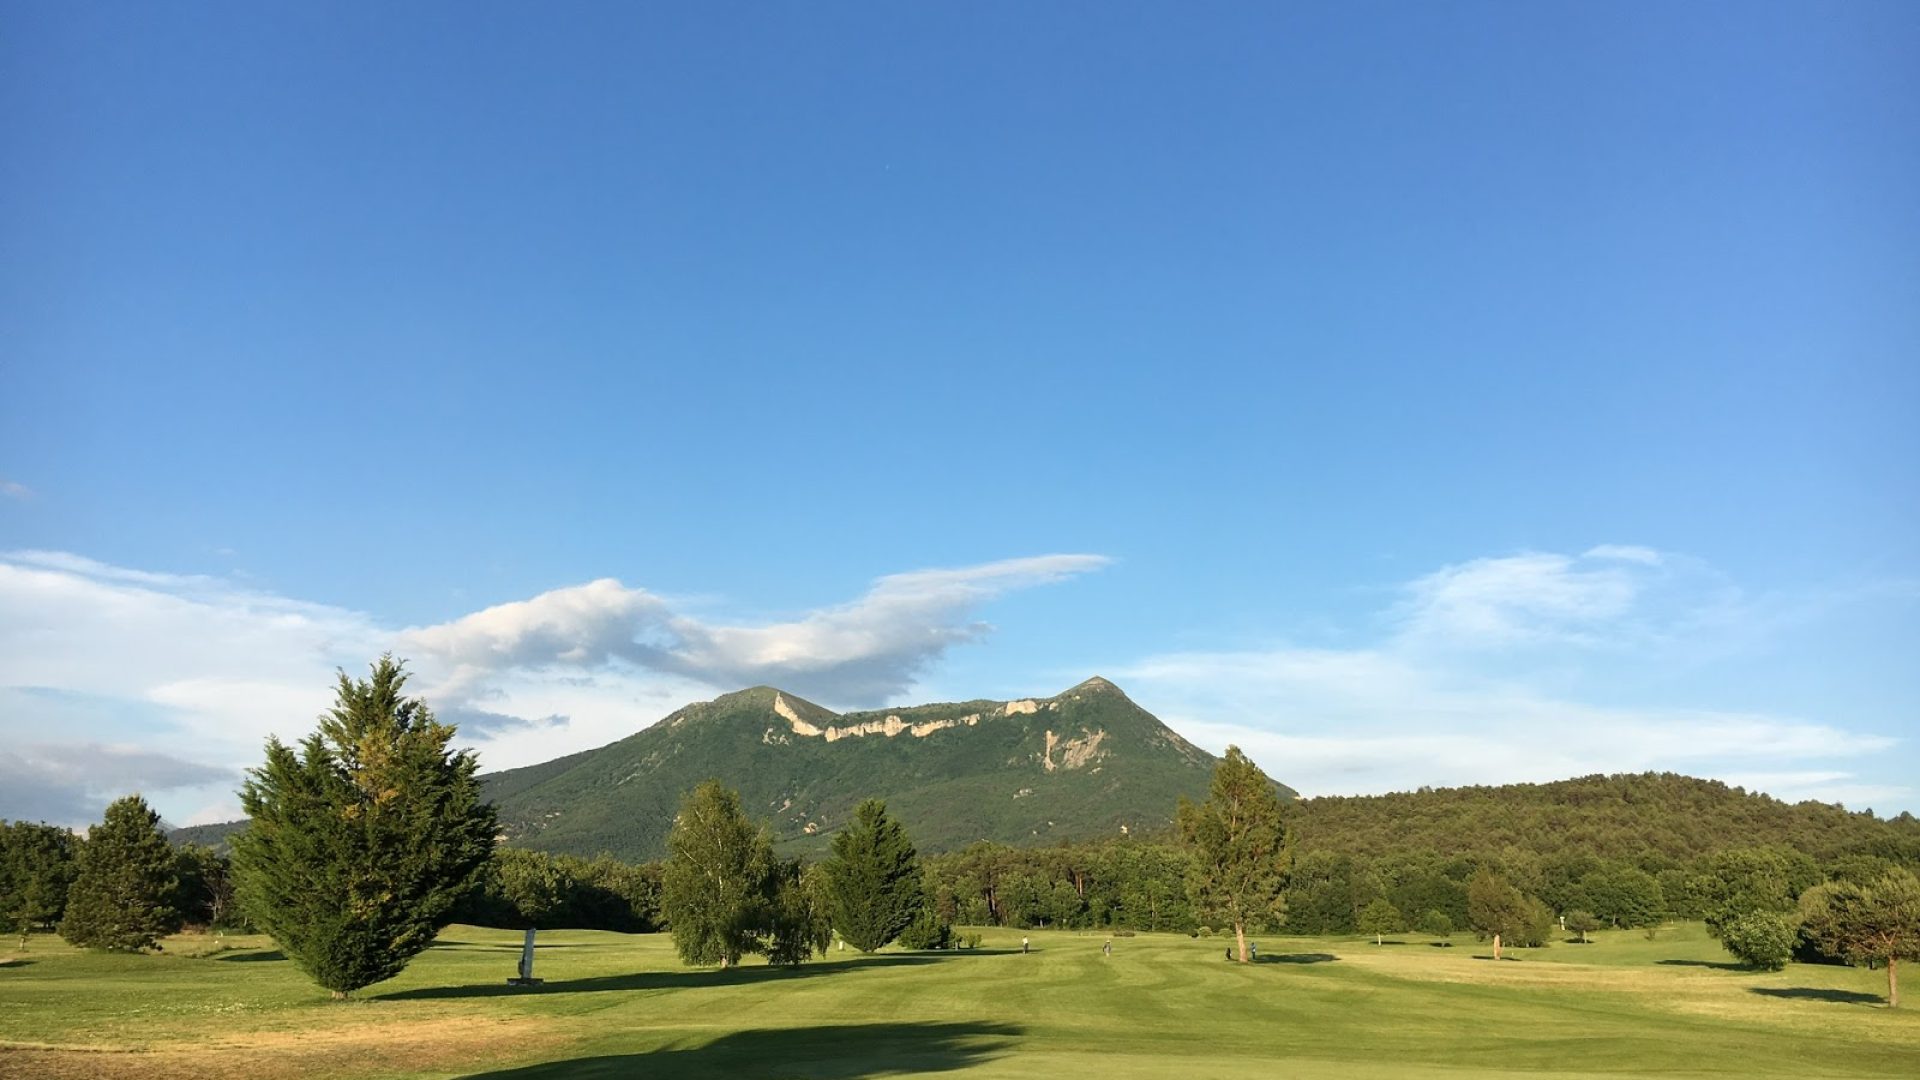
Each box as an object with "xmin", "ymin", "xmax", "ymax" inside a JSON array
[
  {"xmin": 59, "ymin": 795, "xmax": 180, "ymax": 952},
  {"xmin": 1177, "ymin": 746, "xmax": 1291, "ymax": 963},
  {"xmin": 820, "ymin": 799, "xmax": 925, "ymax": 952},
  {"xmin": 231, "ymin": 656, "xmax": 496, "ymax": 998}
]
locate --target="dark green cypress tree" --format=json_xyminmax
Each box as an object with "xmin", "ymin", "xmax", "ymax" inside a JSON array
[
  {"xmin": 231, "ymin": 656, "xmax": 496, "ymax": 998},
  {"xmin": 820, "ymin": 798, "xmax": 925, "ymax": 952},
  {"xmin": 59, "ymin": 795, "xmax": 180, "ymax": 951}
]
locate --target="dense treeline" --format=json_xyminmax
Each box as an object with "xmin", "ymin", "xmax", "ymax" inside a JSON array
[
  {"xmin": 3, "ymin": 815, "xmax": 247, "ymax": 943},
  {"xmin": 923, "ymin": 839, "xmax": 1200, "ymax": 933},
  {"xmin": 1289, "ymin": 772, "xmax": 1920, "ymax": 866},
  {"xmin": 454, "ymin": 847, "xmax": 666, "ymax": 933},
  {"xmin": 15, "ymin": 770, "xmax": 1920, "ymax": 978}
]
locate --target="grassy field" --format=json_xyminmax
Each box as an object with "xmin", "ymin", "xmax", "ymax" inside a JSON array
[{"xmin": 3, "ymin": 923, "xmax": 1917, "ymax": 1079}]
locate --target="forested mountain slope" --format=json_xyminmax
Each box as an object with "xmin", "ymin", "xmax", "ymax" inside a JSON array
[
  {"xmin": 481, "ymin": 677, "xmax": 1240, "ymax": 860},
  {"xmin": 1288, "ymin": 772, "xmax": 1920, "ymax": 865}
]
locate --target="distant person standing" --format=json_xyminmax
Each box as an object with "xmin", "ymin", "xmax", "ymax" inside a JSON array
[
  {"xmin": 1103, "ymin": 938, "xmax": 1113, "ymax": 958},
  {"xmin": 1022, "ymin": 936, "xmax": 1030, "ymax": 954},
  {"xmin": 1250, "ymin": 942, "xmax": 1258, "ymax": 962}
]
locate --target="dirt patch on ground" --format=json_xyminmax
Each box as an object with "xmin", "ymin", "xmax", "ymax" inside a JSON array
[{"xmin": 1, "ymin": 1015, "xmax": 559, "ymax": 1080}]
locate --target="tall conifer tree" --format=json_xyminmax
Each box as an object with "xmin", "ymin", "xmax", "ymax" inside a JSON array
[
  {"xmin": 821, "ymin": 799, "xmax": 924, "ymax": 952},
  {"xmin": 59, "ymin": 795, "xmax": 180, "ymax": 951},
  {"xmin": 231, "ymin": 656, "xmax": 495, "ymax": 998}
]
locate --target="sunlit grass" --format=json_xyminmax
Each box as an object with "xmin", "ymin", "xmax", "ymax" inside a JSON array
[{"xmin": 3, "ymin": 922, "xmax": 1916, "ymax": 1078}]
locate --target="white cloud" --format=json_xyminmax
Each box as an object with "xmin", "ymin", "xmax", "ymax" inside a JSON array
[
  {"xmin": 1122, "ymin": 545, "xmax": 1909, "ymax": 810},
  {"xmin": 0, "ymin": 550, "xmax": 1110, "ymax": 825},
  {"xmin": 1394, "ymin": 550, "xmax": 1644, "ymax": 648},
  {"xmin": 397, "ymin": 554, "xmax": 1112, "ymax": 706},
  {"xmin": 1584, "ymin": 544, "xmax": 1664, "ymax": 565},
  {"xmin": 1, "ymin": 479, "xmax": 31, "ymax": 500}
]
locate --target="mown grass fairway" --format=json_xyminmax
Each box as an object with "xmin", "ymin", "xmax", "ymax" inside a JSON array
[{"xmin": 4, "ymin": 923, "xmax": 1917, "ymax": 1079}]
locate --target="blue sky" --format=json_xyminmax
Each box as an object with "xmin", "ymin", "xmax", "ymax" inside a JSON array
[{"xmin": 2, "ymin": 2, "xmax": 1915, "ymax": 827}]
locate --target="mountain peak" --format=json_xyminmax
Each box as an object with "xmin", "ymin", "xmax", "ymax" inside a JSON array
[{"xmin": 1053, "ymin": 675, "xmax": 1129, "ymax": 700}]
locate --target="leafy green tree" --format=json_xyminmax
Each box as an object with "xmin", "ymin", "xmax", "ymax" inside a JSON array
[
  {"xmin": 1467, "ymin": 871, "xmax": 1533, "ymax": 960},
  {"xmin": 231, "ymin": 657, "xmax": 496, "ymax": 998},
  {"xmin": 2, "ymin": 820, "xmax": 79, "ymax": 947},
  {"xmin": 763, "ymin": 859, "xmax": 830, "ymax": 967},
  {"xmin": 1698, "ymin": 847, "xmax": 1818, "ymax": 939},
  {"xmin": 1419, "ymin": 909, "xmax": 1454, "ymax": 943},
  {"xmin": 563, "ymin": 854, "xmax": 665, "ymax": 932},
  {"xmin": 1177, "ymin": 746, "xmax": 1291, "ymax": 963},
  {"xmin": 1577, "ymin": 867, "xmax": 1664, "ymax": 928},
  {"xmin": 1720, "ymin": 911, "xmax": 1797, "ymax": 971},
  {"xmin": 172, "ymin": 844, "xmax": 244, "ymax": 931},
  {"xmin": 468, "ymin": 848, "xmax": 575, "ymax": 983},
  {"xmin": 663, "ymin": 780, "xmax": 773, "ymax": 967},
  {"xmin": 59, "ymin": 795, "xmax": 180, "ymax": 952},
  {"xmin": 1799, "ymin": 868, "xmax": 1920, "ymax": 1008},
  {"xmin": 662, "ymin": 780, "xmax": 822, "ymax": 968},
  {"xmin": 820, "ymin": 799, "xmax": 924, "ymax": 951},
  {"xmin": 1564, "ymin": 909, "xmax": 1601, "ymax": 944},
  {"xmin": 1357, "ymin": 898, "xmax": 1401, "ymax": 945}
]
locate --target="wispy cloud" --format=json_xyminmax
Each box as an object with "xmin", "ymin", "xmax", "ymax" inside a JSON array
[
  {"xmin": 1393, "ymin": 549, "xmax": 1647, "ymax": 648},
  {"xmin": 0, "ymin": 479, "xmax": 31, "ymax": 500},
  {"xmin": 1124, "ymin": 546, "xmax": 1911, "ymax": 811}
]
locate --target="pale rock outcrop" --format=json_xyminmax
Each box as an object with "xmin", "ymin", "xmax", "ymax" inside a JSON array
[{"xmin": 775, "ymin": 694, "xmax": 984, "ymax": 742}]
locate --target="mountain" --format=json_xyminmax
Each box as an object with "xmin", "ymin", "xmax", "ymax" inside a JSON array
[{"xmin": 482, "ymin": 676, "xmax": 1255, "ymax": 861}]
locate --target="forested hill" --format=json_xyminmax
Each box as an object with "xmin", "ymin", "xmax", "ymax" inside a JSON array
[
  {"xmin": 1287, "ymin": 772, "xmax": 1920, "ymax": 866},
  {"xmin": 479, "ymin": 676, "xmax": 1245, "ymax": 861}
]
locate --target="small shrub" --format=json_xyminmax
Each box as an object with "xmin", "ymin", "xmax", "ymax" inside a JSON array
[
  {"xmin": 1721, "ymin": 911, "xmax": 1797, "ymax": 971},
  {"xmin": 961, "ymin": 932, "xmax": 982, "ymax": 950},
  {"xmin": 1112, "ymin": 929, "xmax": 1136, "ymax": 938},
  {"xmin": 896, "ymin": 907, "xmax": 952, "ymax": 950},
  {"xmin": 1196, "ymin": 926, "xmax": 1215, "ymax": 938}
]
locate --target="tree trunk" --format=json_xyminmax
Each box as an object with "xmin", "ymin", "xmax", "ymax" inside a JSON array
[
  {"xmin": 1234, "ymin": 922, "xmax": 1249, "ymax": 963},
  {"xmin": 1492, "ymin": 932, "xmax": 1502, "ymax": 961},
  {"xmin": 1375, "ymin": 932, "xmax": 1383, "ymax": 946},
  {"xmin": 1890, "ymin": 957, "xmax": 1899, "ymax": 1009},
  {"xmin": 518, "ymin": 928, "xmax": 537, "ymax": 981}
]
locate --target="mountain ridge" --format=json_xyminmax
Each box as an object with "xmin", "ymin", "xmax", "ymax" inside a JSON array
[{"xmin": 478, "ymin": 675, "xmax": 1242, "ymax": 860}]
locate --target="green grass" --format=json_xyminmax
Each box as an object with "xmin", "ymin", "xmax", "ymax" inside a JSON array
[{"xmin": 3, "ymin": 923, "xmax": 1917, "ymax": 1079}]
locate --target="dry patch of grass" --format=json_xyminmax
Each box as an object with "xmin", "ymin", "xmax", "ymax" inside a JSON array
[{"xmin": 1, "ymin": 1015, "xmax": 560, "ymax": 1080}]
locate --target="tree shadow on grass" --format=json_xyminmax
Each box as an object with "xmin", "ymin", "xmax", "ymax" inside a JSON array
[
  {"xmin": 458, "ymin": 1021, "xmax": 1021, "ymax": 1079},
  {"xmin": 216, "ymin": 949, "xmax": 285, "ymax": 962},
  {"xmin": 379, "ymin": 954, "xmax": 951, "ymax": 1001},
  {"xmin": 1750, "ymin": 987, "xmax": 1884, "ymax": 1006},
  {"xmin": 1656, "ymin": 959, "xmax": 1747, "ymax": 972},
  {"xmin": 1253, "ymin": 952, "xmax": 1337, "ymax": 965}
]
